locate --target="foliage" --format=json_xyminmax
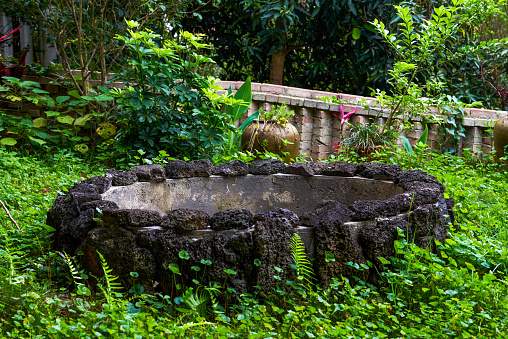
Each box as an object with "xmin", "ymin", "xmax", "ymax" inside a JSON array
[
  {"xmin": 3, "ymin": 144, "xmax": 508, "ymax": 337},
  {"xmin": 289, "ymin": 233, "xmax": 315, "ymax": 290},
  {"xmin": 372, "ymin": 1, "xmax": 464, "ymax": 130},
  {"xmin": 340, "ymin": 123, "xmax": 398, "ymax": 156},
  {"xmin": 106, "ymin": 24, "xmax": 242, "ymax": 164},
  {"xmin": 258, "ymin": 102, "xmax": 295, "ymax": 125},
  {"xmin": 178, "ymin": 0, "xmax": 399, "ymax": 94},
  {"xmin": 4, "ymin": 0, "xmax": 193, "ymax": 96},
  {"xmin": 0, "ymin": 77, "xmax": 114, "ymax": 151}
]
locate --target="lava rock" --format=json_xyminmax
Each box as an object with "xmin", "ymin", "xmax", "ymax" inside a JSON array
[
  {"xmin": 106, "ymin": 169, "xmax": 138, "ymax": 186},
  {"xmin": 395, "ymin": 169, "xmax": 445, "ymax": 192},
  {"xmin": 282, "ymin": 162, "xmax": 315, "ymax": 176},
  {"xmin": 254, "ymin": 208, "xmax": 300, "ymax": 227},
  {"xmin": 130, "ymin": 164, "xmax": 166, "ymax": 182},
  {"xmin": 68, "ymin": 182, "xmax": 101, "ymax": 195},
  {"xmin": 210, "ymin": 209, "xmax": 254, "ymax": 230},
  {"xmin": 356, "ymin": 162, "xmax": 402, "ymax": 180},
  {"xmin": 348, "ymin": 200, "xmax": 393, "ymax": 220},
  {"xmin": 101, "ymin": 209, "xmax": 162, "ymax": 227},
  {"xmin": 165, "ymin": 160, "xmax": 194, "ymax": 179},
  {"xmin": 300, "ymin": 200, "xmax": 351, "ymax": 227},
  {"xmin": 314, "ymin": 216, "xmax": 368, "ymax": 288},
  {"xmin": 249, "ymin": 159, "xmax": 286, "ymax": 175},
  {"xmin": 445, "ymin": 197, "xmax": 455, "ymax": 225},
  {"xmin": 79, "ymin": 176, "xmax": 112, "ymax": 194},
  {"xmin": 80, "ymin": 200, "xmax": 119, "ymax": 216},
  {"xmin": 358, "ymin": 216, "xmax": 411, "ymax": 272},
  {"xmin": 152, "ymin": 227, "xmax": 254, "ymax": 297},
  {"xmin": 189, "ymin": 159, "xmax": 213, "ymax": 177},
  {"xmin": 70, "ymin": 192, "xmax": 102, "ymax": 206},
  {"xmin": 211, "ymin": 160, "xmax": 249, "ymax": 176},
  {"xmin": 161, "ymin": 209, "xmax": 209, "ymax": 233},
  {"xmin": 319, "ymin": 162, "xmax": 357, "ymax": 177},
  {"xmin": 253, "ymin": 213, "xmax": 297, "ymax": 293},
  {"xmin": 78, "ymin": 226, "xmax": 156, "ymax": 293},
  {"xmin": 409, "ymin": 203, "xmax": 448, "ymax": 251}
]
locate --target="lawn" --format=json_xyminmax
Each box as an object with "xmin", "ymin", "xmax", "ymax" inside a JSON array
[{"xmin": 1, "ymin": 146, "xmax": 508, "ymax": 338}]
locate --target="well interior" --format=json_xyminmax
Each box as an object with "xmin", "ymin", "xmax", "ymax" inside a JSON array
[{"xmin": 102, "ymin": 174, "xmax": 404, "ymax": 215}]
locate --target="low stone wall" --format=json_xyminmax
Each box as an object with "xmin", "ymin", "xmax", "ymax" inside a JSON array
[
  {"xmin": 216, "ymin": 81, "xmax": 507, "ymax": 160},
  {"xmin": 47, "ymin": 159, "xmax": 453, "ymax": 293}
]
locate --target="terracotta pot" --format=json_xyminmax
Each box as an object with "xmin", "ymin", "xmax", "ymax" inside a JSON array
[
  {"xmin": 241, "ymin": 120, "xmax": 300, "ymax": 163},
  {"xmin": 494, "ymin": 116, "xmax": 508, "ymax": 160}
]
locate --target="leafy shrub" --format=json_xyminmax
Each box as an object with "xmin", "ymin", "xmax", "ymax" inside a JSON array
[{"xmin": 108, "ymin": 22, "xmax": 238, "ymax": 163}]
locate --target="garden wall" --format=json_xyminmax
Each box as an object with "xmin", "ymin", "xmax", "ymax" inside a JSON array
[{"xmin": 216, "ymin": 81, "xmax": 508, "ymax": 160}]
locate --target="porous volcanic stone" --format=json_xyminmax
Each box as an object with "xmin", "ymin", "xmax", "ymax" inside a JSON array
[
  {"xmin": 130, "ymin": 164, "xmax": 166, "ymax": 182},
  {"xmin": 394, "ymin": 169, "xmax": 445, "ymax": 192},
  {"xmin": 348, "ymin": 200, "xmax": 397, "ymax": 220},
  {"xmin": 314, "ymin": 215, "xmax": 367, "ymax": 288},
  {"xmin": 80, "ymin": 200, "xmax": 119, "ymax": 216},
  {"xmin": 445, "ymin": 197, "xmax": 455, "ymax": 224},
  {"xmin": 409, "ymin": 203, "xmax": 448, "ymax": 251},
  {"xmin": 189, "ymin": 159, "xmax": 213, "ymax": 177},
  {"xmin": 358, "ymin": 216, "xmax": 411, "ymax": 272},
  {"xmin": 79, "ymin": 176, "xmax": 112, "ymax": 194},
  {"xmin": 69, "ymin": 192, "xmax": 102, "ymax": 206},
  {"xmin": 249, "ymin": 159, "xmax": 286, "ymax": 175},
  {"xmin": 253, "ymin": 212, "xmax": 297, "ymax": 293},
  {"xmin": 101, "ymin": 209, "xmax": 162, "ymax": 228},
  {"xmin": 152, "ymin": 228, "xmax": 254, "ymax": 297},
  {"xmin": 47, "ymin": 195, "xmax": 81, "ymax": 253},
  {"xmin": 210, "ymin": 209, "xmax": 254, "ymax": 230},
  {"xmin": 78, "ymin": 226, "xmax": 156, "ymax": 293},
  {"xmin": 300, "ymin": 200, "xmax": 351, "ymax": 227},
  {"xmin": 319, "ymin": 162, "xmax": 357, "ymax": 177},
  {"xmin": 165, "ymin": 160, "xmax": 193, "ymax": 179},
  {"xmin": 254, "ymin": 208, "xmax": 300, "ymax": 227},
  {"xmin": 161, "ymin": 209, "xmax": 209, "ymax": 233},
  {"xmin": 282, "ymin": 162, "xmax": 315, "ymax": 176},
  {"xmin": 106, "ymin": 169, "xmax": 138, "ymax": 186},
  {"xmin": 356, "ymin": 162, "xmax": 401, "ymax": 180},
  {"xmin": 211, "ymin": 160, "xmax": 249, "ymax": 176},
  {"xmin": 68, "ymin": 182, "xmax": 101, "ymax": 195}
]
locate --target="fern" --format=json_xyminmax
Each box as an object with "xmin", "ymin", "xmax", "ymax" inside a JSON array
[
  {"xmin": 176, "ymin": 285, "xmax": 220, "ymax": 319},
  {"xmin": 60, "ymin": 252, "xmax": 90, "ymax": 297},
  {"xmin": 289, "ymin": 233, "xmax": 315, "ymax": 289},
  {"xmin": 96, "ymin": 251, "xmax": 124, "ymax": 305}
]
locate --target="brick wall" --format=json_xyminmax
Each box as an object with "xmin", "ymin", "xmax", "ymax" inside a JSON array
[{"xmin": 217, "ymin": 81, "xmax": 507, "ymax": 160}]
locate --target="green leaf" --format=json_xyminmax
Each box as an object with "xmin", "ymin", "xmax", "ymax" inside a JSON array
[
  {"xmin": 179, "ymin": 250, "xmax": 190, "ymax": 260},
  {"xmin": 400, "ymin": 136, "xmax": 414, "ymax": 156},
  {"xmin": 352, "ymin": 27, "xmax": 361, "ymax": 40},
  {"xmin": 1, "ymin": 137, "xmax": 17, "ymax": 146},
  {"xmin": 68, "ymin": 90, "xmax": 82, "ymax": 99},
  {"xmin": 74, "ymin": 144, "xmax": 89, "ymax": 153},
  {"xmin": 28, "ymin": 136, "xmax": 47, "ymax": 145},
  {"xmin": 56, "ymin": 115, "xmax": 75, "ymax": 125},
  {"xmin": 56, "ymin": 96, "xmax": 70, "ymax": 104},
  {"xmin": 45, "ymin": 110, "xmax": 61, "ymax": 117},
  {"xmin": 33, "ymin": 118, "xmax": 48, "ymax": 128},
  {"xmin": 418, "ymin": 124, "xmax": 428, "ymax": 144},
  {"xmin": 226, "ymin": 77, "xmax": 252, "ymax": 123},
  {"xmin": 74, "ymin": 114, "xmax": 92, "ymax": 126},
  {"xmin": 239, "ymin": 109, "xmax": 260, "ymax": 132}
]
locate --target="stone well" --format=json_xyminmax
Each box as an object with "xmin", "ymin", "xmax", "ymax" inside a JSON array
[{"xmin": 47, "ymin": 159, "xmax": 454, "ymax": 293}]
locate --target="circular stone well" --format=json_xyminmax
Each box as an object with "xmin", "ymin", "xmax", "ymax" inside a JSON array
[{"xmin": 47, "ymin": 159, "xmax": 454, "ymax": 293}]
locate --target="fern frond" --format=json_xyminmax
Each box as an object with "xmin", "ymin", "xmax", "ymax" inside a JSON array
[
  {"xmin": 96, "ymin": 251, "xmax": 123, "ymax": 305},
  {"xmin": 290, "ymin": 233, "xmax": 315, "ymax": 289}
]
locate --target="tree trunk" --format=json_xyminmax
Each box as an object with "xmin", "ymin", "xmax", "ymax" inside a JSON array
[{"xmin": 270, "ymin": 51, "xmax": 286, "ymax": 85}]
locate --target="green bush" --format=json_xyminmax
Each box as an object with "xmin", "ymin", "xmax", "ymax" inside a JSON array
[{"xmin": 108, "ymin": 23, "xmax": 237, "ymax": 164}]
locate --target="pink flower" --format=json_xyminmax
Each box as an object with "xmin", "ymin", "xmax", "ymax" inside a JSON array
[
  {"xmin": 80, "ymin": 175, "xmax": 85, "ymax": 178},
  {"xmin": 333, "ymin": 105, "xmax": 358, "ymax": 132},
  {"xmin": 41, "ymin": 189, "xmax": 49, "ymax": 194}
]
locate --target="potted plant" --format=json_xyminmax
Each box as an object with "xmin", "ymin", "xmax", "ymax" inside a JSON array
[{"xmin": 241, "ymin": 102, "xmax": 300, "ymax": 163}]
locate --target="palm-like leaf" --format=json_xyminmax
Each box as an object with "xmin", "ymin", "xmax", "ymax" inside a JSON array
[{"xmin": 289, "ymin": 233, "xmax": 315, "ymax": 289}]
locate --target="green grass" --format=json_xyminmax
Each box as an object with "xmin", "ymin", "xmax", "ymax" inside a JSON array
[{"xmin": 1, "ymin": 146, "xmax": 508, "ymax": 338}]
